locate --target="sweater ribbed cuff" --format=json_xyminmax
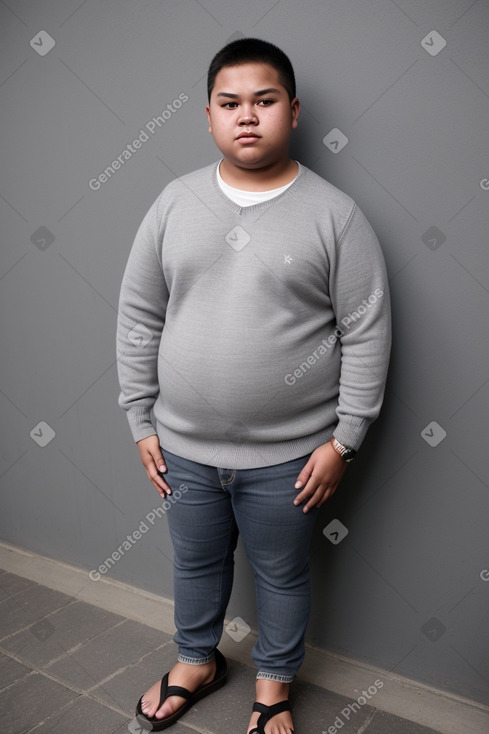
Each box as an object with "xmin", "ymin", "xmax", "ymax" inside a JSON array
[
  {"xmin": 333, "ymin": 416, "xmax": 370, "ymax": 452},
  {"xmin": 126, "ymin": 406, "xmax": 157, "ymax": 443}
]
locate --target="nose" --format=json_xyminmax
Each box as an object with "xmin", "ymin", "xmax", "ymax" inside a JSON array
[{"xmin": 238, "ymin": 107, "xmax": 258, "ymax": 126}]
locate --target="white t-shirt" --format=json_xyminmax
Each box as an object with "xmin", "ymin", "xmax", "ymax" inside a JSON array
[{"xmin": 217, "ymin": 160, "xmax": 298, "ymax": 206}]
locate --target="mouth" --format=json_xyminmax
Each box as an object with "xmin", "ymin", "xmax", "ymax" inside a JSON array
[{"xmin": 236, "ymin": 131, "xmax": 261, "ymax": 142}]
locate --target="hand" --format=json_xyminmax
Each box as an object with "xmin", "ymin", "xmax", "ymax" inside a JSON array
[
  {"xmin": 294, "ymin": 441, "xmax": 348, "ymax": 513},
  {"xmin": 136, "ymin": 434, "xmax": 171, "ymax": 498}
]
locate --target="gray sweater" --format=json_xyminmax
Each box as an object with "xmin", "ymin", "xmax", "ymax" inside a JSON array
[{"xmin": 116, "ymin": 161, "xmax": 391, "ymax": 468}]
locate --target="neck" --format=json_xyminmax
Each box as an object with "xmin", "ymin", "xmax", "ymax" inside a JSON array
[{"xmin": 219, "ymin": 158, "xmax": 298, "ymax": 191}]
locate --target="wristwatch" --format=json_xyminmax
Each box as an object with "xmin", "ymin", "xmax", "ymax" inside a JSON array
[{"xmin": 330, "ymin": 437, "xmax": 356, "ymax": 463}]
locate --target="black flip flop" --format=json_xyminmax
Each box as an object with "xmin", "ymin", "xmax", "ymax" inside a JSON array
[
  {"xmin": 135, "ymin": 649, "xmax": 227, "ymax": 731},
  {"xmin": 249, "ymin": 700, "xmax": 295, "ymax": 734}
]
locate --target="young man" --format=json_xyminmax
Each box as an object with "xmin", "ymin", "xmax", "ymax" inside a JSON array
[{"xmin": 117, "ymin": 38, "xmax": 391, "ymax": 734}]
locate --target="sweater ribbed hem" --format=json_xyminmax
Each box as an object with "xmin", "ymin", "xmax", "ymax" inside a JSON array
[{"xmin": 155, "ymin": 420, "xmax": 336, "ymax": 469}]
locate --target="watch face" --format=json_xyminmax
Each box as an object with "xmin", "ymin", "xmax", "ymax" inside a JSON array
[{"xmin": 343, "ymin": 450, "xmax": 356, "ymax": 462}]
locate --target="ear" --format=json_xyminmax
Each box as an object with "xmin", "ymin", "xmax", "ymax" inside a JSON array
[
  {"xmin": 205, "ymin": 105, "xmax": 212, "ymax": 134},
  {"xmin": 291, "ymin": 97, "xmax": 300, "ymax": 129}
]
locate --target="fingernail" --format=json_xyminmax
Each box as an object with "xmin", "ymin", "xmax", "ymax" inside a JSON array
[
  {"xmin": 159, "ymin": 465, "xmax": 165, "ymax": 472},
  {"xmin": 295, "ymin": 481, "xmax": 302, "ymax": 488}
]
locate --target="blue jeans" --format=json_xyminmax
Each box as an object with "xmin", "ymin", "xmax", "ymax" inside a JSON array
[{"xmin": 161, "ymin": 448, "xmax": 318, "ymax": 682}]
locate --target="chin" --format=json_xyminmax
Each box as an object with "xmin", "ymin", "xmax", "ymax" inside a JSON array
[
  {"xmin": 233, "ymin": 153, "xmax": 273, "ymax": 169},
  {"xmin": 237, "ymin": 159, "xmax": 268, "ymax": 169}
]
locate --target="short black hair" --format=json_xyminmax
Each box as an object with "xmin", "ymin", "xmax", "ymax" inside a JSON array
[{"xmin": 207, "ymin": 38, "xmax": 296, "ymax": 102}]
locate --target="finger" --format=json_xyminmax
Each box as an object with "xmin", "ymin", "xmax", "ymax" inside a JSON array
[
  {"xmin": 294, "ymin": 488, "xmax": 311, "ymax": 505},
  {"xmin": 155, "ymin": 479, "xmax": 172, "ymax": 498},
  {"xmin": 144, "ymin": 452, "xmax": 171, "ymax": 495},
  {"xmin": 294, "ymin": 476, "xmax": 319, "ymax": 505},
  {"xmin": 149, "ymin": 470, "xmax": 172, "ymax": 498},
  {"xmin": 304, "ymin": 487, "xmax": 333, "ymax": 512},
  {"xmin": 317, "ymin": 485, "xmax": 338, "ymax": 506},
  {"xmin": 146, "ymin": 463, "xmax": 172, "ymax": 498},
  {"xmin": 294, "ymin": 458, "xmax": 314, "ymax": 489},
  {"xmin": 138, "ymin": 436, "xmax": 167, "ymax": 473},
  {"xmin": 300, "ymin": 484, "xmax": 323, "ymax": 512},
  {"xmin": 153, "ymin": 448, "xmax": 167, "ymax": 474},
  {"xmin": 156, "ymin": 469, "xmax": 171, "ymax": 494}
]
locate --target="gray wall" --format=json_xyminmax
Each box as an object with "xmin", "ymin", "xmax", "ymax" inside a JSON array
[{"xmin": 1, "ymin": 0, "xmax": 488, "ymax": 707}]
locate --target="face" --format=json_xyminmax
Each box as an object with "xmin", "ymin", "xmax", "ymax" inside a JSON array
[{"xmin": 206, "ymin": 62, "xmax": 300, "ymax": 172}]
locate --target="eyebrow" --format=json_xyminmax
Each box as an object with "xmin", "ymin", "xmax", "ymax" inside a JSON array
[{"xmin": 216, "ymin": 88, "xmax": 281, "ymax": 99}]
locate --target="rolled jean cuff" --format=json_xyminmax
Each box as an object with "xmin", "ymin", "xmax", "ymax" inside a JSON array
[
  {"xmin": 256, "ymin": 671, "xmax": 294, "ymax": 683},
  {"xmin": 178, "ymin": 652, "xmax": 215, "ymax": 665}
]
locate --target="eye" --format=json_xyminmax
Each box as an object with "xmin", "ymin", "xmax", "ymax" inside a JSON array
[
  {"xmin": 257, "ymin": 98, "xmax": 274, "ymax": 106},
  {"xmin": 221, "ymin": 102, "xmax": 238, "ymax": 109}
]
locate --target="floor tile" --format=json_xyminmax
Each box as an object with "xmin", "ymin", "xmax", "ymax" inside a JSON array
[
  {"xmin": 0, "ymin": 670, "xmax": 77, "ymax": 734},
  {"xmin": 45, "ymin": 618, "xmax": 172, "ymax": 691},
  {"xmin": 2, "ymin": 600, "xmax": 125, "ymax": 668},
  {"xmin": 0, "ymin": 652, "xmax": 31, "ymax": 689},
  {"xmin": 27, "ymin": 694, "xmax": 128, "ymax": 734},
  {"xmin": 92, "ymin": 640, "xmax": 174, "ymax": 716},
  {"xmin": 0, "ymin": 585, "xmax": 73, "ymax": 640},
  {"xmin": 364, "ymin": 709, "xmax": 442, "ymax": 734},
  {"xmin": 291, "ymin": 676, "xmax": 375, "ymax": 733},
  {"xmin": 0, "ymin": 572, "xmax": 37, "ymax": 601}
]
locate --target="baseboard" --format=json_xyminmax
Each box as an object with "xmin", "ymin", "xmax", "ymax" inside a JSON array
[{"xmin": 1, "ymin": 540, "xmax": 488, "ymax": 734}]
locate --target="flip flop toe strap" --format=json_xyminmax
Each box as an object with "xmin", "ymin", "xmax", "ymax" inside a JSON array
[
  {"xmin": 154, "ymin": 674, "xmax": 192, "ymax": 711},
  {"xmin": 251, "ymin": 700, "xmax": 292, "ymax": 734},
  {"xmin": 165, "ymin": 684, "xmax": 193, "ymax": 700}
]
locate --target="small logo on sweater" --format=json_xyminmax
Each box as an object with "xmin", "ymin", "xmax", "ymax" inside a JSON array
[{"xmin": 225, "ymin": 226, "xmax": 251, "ymax": 251}]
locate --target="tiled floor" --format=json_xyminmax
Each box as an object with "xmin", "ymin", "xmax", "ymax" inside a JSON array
[{"xmin": 0, "ymin": 569, "xmax": 446, "ymax": 733}]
